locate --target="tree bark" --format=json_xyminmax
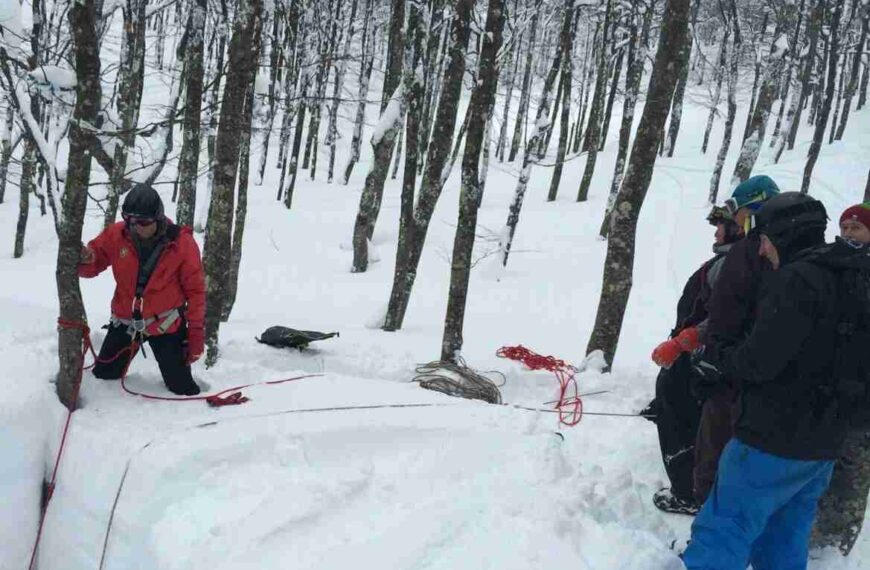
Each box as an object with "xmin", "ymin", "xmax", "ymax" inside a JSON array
[
  {"xmin": 731, "ymin": 30, "xmax": 789, "ymax": 185},
  {"xmin": 350, "ymin": 0, "xmax": 406, "ymax": 273},
  {"xmin": 57, "ymin": 0, "xmax": 102, "ymax": 410},
  {"xmin": 508, "ymin": 11, "xmax": 538, "ymax": 162},
  {"xmin": 342, "ymin": 0, "xmax": 376, "ymax": 184},
  {"xmin": 547, "ymin": 0, "xmax": 575, "ymax": 202},
  {"xmin": 202, "ymin": 0, "xmax": 263, "ymax": 367},
  {"xmin": 502, "ymin": 126, "xmax": 545, "ymax": 266},
  {"xmin": 176, "ymin": 0, "xmax": 207, "ymax": 227},
  {"xmin": 601, "ymin": 2, "xmax": 652, "ymax": 238},
  {"xmin": 701, "ymin": 27, "xmax": 730, "ymax": 154},
  {"xmin": 802, "ymin": 0, "xmax": 843, "ymax": 194},
  {"xmin": 664, "ymin": 23, "xmax": 692, "ymax": 157},
  {"xmin": 105, "ymin": 0, "xmax": 147, "ymax": 226},
  {"xmin": 382, "ymin": 0, "xmax": 473, "ymax": 331},
  {"xmin": 834, "ymin": 7, "xmax": 868, "ymax": 140},
  {"xmin": 441, "ymin": 0, "xmax": 505, "ymax": 362},
  {"xmin": 576, "ymin": 0, "xmax": 614, "ymax": 202},
  {"xmin": 14, "ymin": 142, "xmax": 36, "ymax": 258},
  {"xmin": 709, "ymin": 7, "xmax": 741, "ymax": 204},
  {"xmin": 586, "ymin": 0, "xmax": 691, "ymax": 368},
  {"xmin": 0, "ymin": 106, "xmax": 13, "ymax": 204}
]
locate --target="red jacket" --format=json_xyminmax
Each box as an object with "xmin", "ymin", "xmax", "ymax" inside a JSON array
[{"xmin": 79, "ymin": 221, "xmax": 205, "ymax": 335}]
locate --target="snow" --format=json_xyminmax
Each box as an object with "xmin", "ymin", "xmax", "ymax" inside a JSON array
[
  {"xmin": 28, "ymin": 66, "xmax": 77, "ymax": 90},
  {"xmin": 371, "ymin": 84, "xmax": 406, "ymax": 146},
  {"xmin": 2, "ymin": 22, "xmax": 870, "ymax": 570},
  {"xmin": 0, "ymin": 0, "xmax": 23, "ymax": 54},
  {"xmin": 771, "ymin": 34, "xmax": 790, "ymax": 59}
]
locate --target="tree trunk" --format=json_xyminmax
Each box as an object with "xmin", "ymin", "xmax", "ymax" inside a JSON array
[
  {"xmin": 546, "ymin": 0, "xmax": 575, "ymax": 202},
  {"xmin": 342, "ymin": 0, "xmax": 376, "ymax": 184},
  {"xmin": 197, "ymin": 24, "xmax": 227, "ymax": 232},
  {"xmin": 601, "ymin": 3, "xmax": 652, "ymax": 238},
  {"xmin": 709, "ymin": 10, "xmax": 741, "ymax": 204},
  {"xmin": 834, "ymin": 8, "xmax": 868, "ymax": 140},
  {"xmin": 599, "ymin": 44, "xmax": 625, "ymax": 152},
  {"xmin": 742, "ymin": 11, "xmax": 770, "ymax": 142},
  {"xmin": 105, "ymin": 0, "xmax": 147, "ymax": 226},
  {"xmin": 382, "ymin": 0, "xmax": 472, "ymax": 331},
  {"xmin": 731, "ymin": 31, "xmax": 789, "ymax": 185},
  {"xmin": 350, "ymin": 0, "xmax": 406, "ymax": 273},
  {"xmin": 576, "ymin": 0, "xmax": 614, "ymax": 202},
  {"xmin": 283, "ymin": 80, "xmax": 309, "ymax": 208},
  {"xmin": 176, "ymin": 0, "xmax": 207, "ymax": 227},
  {"xmin": 391, "ymin": 126, "xmax": 405, "ymax": 180},
  {"xmin": 865, "ymin": 165, "xmax": 870, "ymax": 201},
  {"xmin": 57, "ymin": 0, "xmax": 102, "ymax": 410},
  {"xmin": 14, "ymin": 142, "xmax": 36, "ymax": 258},
  {"xmin": 441, "ymin": 0, "xmax": 505, "ymax": 362},
  {"xmin": 327, "ymin": 0, "xmax": 359, "ymax": 183},
  {"xmin": 829, "ymin": 47, "xmax": 847, "ymax": 144},
  {"xmin": 502, "ymin": 126, "xmax": 545, "ymax": 266},
  {"xmin": 496, "ymin": 34, "xmax": 521, "ymax": 162},
  {"xmin": 787, "ymin": 0, "xmax": 825, "ymax": 152},
  {"xmin": 508, "ymin": 11, "xmax": 538, "ymax": 163},
  {"xmin": 202, "ymin": 0, "xmax": 263, "ymax": 367},
  {"xmin": 222, "ymin": 82, "xmax": 256, "ymax": 322},
  {"xmin": 533, "ymin": 3, "xmax": 569, "ymax": 159},
  {"xmin": 702, "ymin": 28, "xmax": 730, "ymax": 154},
  {"xmin": 770, "ymin": 0, "xmax": 807, "ymax": 147},
  {"xmin": 0, "ymin": 106, "xmax": 13, "ymax": 204},
  {"xmin": 586, "ymin": 0, "xmax": 691, "ymax": 368},
  {"xmin": 664, "ymin": 24, "xmax": 692, "ymax": 157},
  {"xmin": 802, "ymin": 0, "xmax": 843, "ymax": 194}
]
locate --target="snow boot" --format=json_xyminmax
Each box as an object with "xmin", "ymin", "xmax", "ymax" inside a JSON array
[{"xmin": 653, "ymin": 487, "xmax": 700, "ymax": 516}]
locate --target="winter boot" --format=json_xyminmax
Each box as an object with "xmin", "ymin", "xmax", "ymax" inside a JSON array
[{"xmin": 653, "ymin": 487, "xmax": 700, "ymax": 516}]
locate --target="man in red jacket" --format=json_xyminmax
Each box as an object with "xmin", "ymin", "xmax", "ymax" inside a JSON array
[{"xmin": 79, "ymin": 184, "xmax": 205, "ymax": 395}]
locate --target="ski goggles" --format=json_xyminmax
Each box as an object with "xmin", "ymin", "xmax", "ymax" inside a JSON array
[
  {"xmin": 122, "ymin": 214, "xmax": 158, "ymax": 226},
  {"xmin": 723, "ymin": 194, "xmax": 767, "ymax": 217}
]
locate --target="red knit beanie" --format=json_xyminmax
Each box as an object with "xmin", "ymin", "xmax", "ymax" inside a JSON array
[{"xmin": 839, "ymin": 203, "xmax": 870, "ymax": 230}]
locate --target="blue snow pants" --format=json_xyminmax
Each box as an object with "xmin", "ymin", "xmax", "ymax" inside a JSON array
[{"xmin": 682, "ymin": 438, "xmax": 834, "ymax": 570}]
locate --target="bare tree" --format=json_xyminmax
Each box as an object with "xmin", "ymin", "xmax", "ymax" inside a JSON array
[
  {"xmin": 834, "ymin": 3, "xmax": 868, "ymax": 140},
  {"xmin": 546, "ymin": 0, "xmax": 576, "ymax": 201},
  {"xmin": 802, "ymin": 0, "xmax": 843, "ymax": 194},
  {"xmin": 202, "ymin": 0, "xmax": 264, "ymax": 366},
  {"xmin": 351, "ymin": 0, "xmax": 406, "ymax": 273},
  {"xmin": 441, "ymin": 0, "xmax": 505, "ymax": 361},
  {"xmin": 586, "ymin": 0, "xmax": 691, "ymax": 368},
  {"xmin": 56, "ymin": 0, "xmax": 102, "ymax": 409},
  {"xmin": 342, "ymin": 0, "xmax": 376, "ymax": 184},
  {"xmin": 507, "ymin": 10, "xmax": 539, "ymax": 162},
  {"xmin": 176, "ymin": 0, "xmax": 207, "ymax": 227},
  {"xmin": 382, "ymin": 0, "xmax": 473, "ymax": 332}
]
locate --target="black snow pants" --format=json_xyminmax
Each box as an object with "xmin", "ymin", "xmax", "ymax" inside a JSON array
[
  {"xmin": 654, "ymin": 353, "xmax": 703, "ymax": 501},
  {"xmin": 93, "ymin": 322, "xmax": 200, "ymax": 396}
]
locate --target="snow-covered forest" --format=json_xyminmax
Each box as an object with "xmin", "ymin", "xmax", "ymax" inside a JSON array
[{"xmin": 1, "ymin": 0, "xmax": 869, "ymax": 568}]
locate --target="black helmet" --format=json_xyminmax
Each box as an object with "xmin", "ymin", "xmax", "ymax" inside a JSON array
[
  {"xmin": 121, "ymin": 183, "xmax": 164, "ymax": 220},
  {"xmin": 755, "ymin": 192, "xmax": 827, "ymax": 261},
  {"xmin": 755, "ymin": 192, "xmax": 827, "ymax": 237}
]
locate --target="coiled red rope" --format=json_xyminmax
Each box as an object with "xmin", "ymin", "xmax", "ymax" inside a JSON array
[{"xmin": 496, "ymin": 344, "xmax": 582, "ymax": 426}]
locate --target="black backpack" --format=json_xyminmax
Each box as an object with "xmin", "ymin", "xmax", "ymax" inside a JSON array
[
  {"xmin": 256, "ymin": 326, "xmax": 339, "ymax": 349},
  {"xmin": 804, "ymin": 239, "xmax": 870, "ymax": 428}
]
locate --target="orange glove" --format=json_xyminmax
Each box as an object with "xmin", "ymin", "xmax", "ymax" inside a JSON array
[{"xmin": 651, "ymin": 327, "xmax": 701, "ymax": 369}]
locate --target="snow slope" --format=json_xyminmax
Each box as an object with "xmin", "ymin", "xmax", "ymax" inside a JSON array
[{"xmin": 1, "ymin": 42, "xmax": 869, "ymax": 569}]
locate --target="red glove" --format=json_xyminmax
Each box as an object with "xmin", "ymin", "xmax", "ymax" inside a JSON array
[
  {"xmin": 651, "ymin": 327, "xmax": 701, "ymax": 369},
  {"xmin": 185, "ymin": 326, "xmax": 205, "ymax": 365}
]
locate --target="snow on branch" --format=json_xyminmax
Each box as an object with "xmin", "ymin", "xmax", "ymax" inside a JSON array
[{"xmin": 28, "ymin": 66, "xmax": 77, "ymax": 90}]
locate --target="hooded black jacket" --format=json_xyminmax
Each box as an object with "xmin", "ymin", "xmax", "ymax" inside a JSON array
[{"xmin": 725, "ymin": 245, "xmax": 847, "ymax": 460}]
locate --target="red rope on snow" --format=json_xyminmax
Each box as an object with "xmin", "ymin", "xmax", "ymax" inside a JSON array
[
  {"xmin": 28, "ymin": 319, "xmax": 320, "ymax": 569},
  {"xmin": 496, "ymin": 344, "xmax": 582, "ymax": 427}
]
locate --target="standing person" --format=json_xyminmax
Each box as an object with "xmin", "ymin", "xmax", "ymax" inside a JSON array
[
  {"xmin": 811, "ymin": 203, "xmax": 870, "ymax": 555},
  {"xmin": 79, "ymin": 184, "xmax": 205, "ymax": 395},
  {"xmin": 690, "ymin": 175, "xmax": 780, "ymax": 505},
  {"xmin": 683, "ymin": 192, "xmax": 846, "ymax": 570},
  {"xmin": 648, "ymin": 206, "xmax": 741, "ymax": 515}
]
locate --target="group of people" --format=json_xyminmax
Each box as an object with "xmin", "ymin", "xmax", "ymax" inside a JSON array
[{"xmin": 647, "ymin": 175, "xmax": 870, "ymax": 568}]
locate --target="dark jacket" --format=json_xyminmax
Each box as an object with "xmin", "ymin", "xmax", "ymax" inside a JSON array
[
  {"xmin": 672, "ymin": 244, "xmax": 732, "ymax": 337},
  {"xmin": 725, "ymin": 248, "xmax": 844, "ymax": 460},
  {"xmin": 703, "ymin": 233, "xmax": 769, "ymax": 347}
]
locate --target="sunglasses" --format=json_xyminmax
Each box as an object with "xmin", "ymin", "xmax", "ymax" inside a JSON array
[{"xmin": 122, "ymin": 214, "xmax": 157, "ymax": 226}]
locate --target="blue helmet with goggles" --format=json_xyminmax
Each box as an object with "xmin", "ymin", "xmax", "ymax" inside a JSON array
[{"xmin": 723, "ymin": 175, "xmax": 780, "ymax": 217}]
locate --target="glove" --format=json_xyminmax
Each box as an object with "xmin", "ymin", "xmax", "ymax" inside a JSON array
[
  {"xmin": 80, "ymin": 245, "xmax": 95, "ymax": 265},
  {"xmin": 690, "ymin": 349, "xmax": 726, "ymax": 401},
  {"xmin": 185, "ymin": 325, "xmax": 205, "ymax": 365},
  {"xmin": 651, "ymin": 327, "xmax": 701, "ymax": 369}
]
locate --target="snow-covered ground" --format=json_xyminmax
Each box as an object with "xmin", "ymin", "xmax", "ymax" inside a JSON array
[{"xmin": 2, "ymin": 32, "xmax": 870, "ymax": 569}]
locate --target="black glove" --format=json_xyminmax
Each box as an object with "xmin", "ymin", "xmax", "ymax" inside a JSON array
[{"xmin": 690, "ymin": 348, "xmax": 726, "ymax": 401}]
